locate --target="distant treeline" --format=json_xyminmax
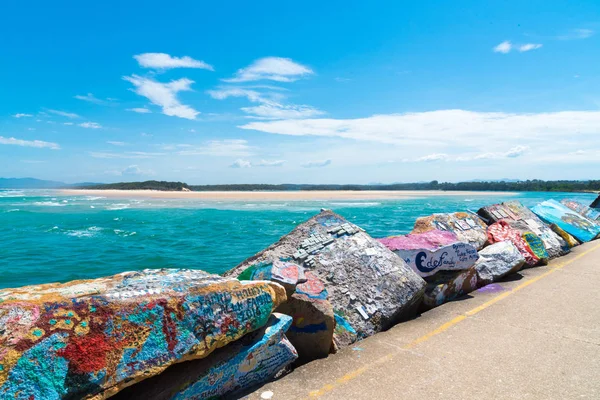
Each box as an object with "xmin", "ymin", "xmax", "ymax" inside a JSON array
[{"xmin": 78, "ymin": 180, "xmax": 600, "ymax": 193}]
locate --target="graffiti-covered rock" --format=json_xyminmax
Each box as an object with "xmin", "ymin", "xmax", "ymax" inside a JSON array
[
  {"xmin": 561, "ymin": 199, "xmax": 600, "ymax": 222},
  {"xmin": 113, "ymin": 313, "xmax": 297, "ymax": 400},
  {"xmin": 227, "ymin": 210, "xmax": 426, "ymax": 348},
  {"xmin": 474, "ymin": 241, "xmax": 526, "ymax": 285},
  {"xmin": 422, "ymin": 268, "xmax": 479, "ymax": 310},
  {"xmin": 379, "ymin": 230, "xmax": 479, "ymax": 277},
  {"xmin": 532, "ymin": 200, "xmax": 600, "ymax": 243},
  {"xmin": 478, "ymin": 200, "xmax": 569, "ymax": 258},
  {"xmin": 550, "ymin": 224, "xmax": 579, "ymax": 248},
  {"xmin": 591, "ymin": 194, "xmax": 600, "ymax": 209},
  {"xmin": 486, "ymin": 220, "xmax": 545, "ymax": 266},
  {"xmin": 0, "ymin": 269, "xmax": 286, "ymax": 400},
  {"xmin": 412, "ymin": 212, "xmax": 488, "ymax": 250}
]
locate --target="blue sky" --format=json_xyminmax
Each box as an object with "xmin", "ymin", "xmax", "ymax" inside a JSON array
[{"xmin": 1, "ymin": 0, "xmax": 599, "ymax": 184}]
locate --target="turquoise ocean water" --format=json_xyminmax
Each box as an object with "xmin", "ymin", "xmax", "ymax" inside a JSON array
[{"xmin": 1, "ymin": 190, "xmax": 596, "ymax": 290}]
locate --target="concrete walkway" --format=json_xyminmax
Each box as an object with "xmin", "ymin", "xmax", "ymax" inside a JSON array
[{"xmin": 246, "ymin": 241, "xmax": 600, "ymax": 400}]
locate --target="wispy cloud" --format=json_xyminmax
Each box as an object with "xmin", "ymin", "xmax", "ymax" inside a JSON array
[
  {"xmin": 224, "ymin": 57, "xmax": 313, "ymax": 83},
  {"xmin": 90, "ymin": 151, "xmax": 164, "ymax": 159},
  {"xmin": 13, "ymin": 113, "xmax": 33, "ymax": 118},
  {"xmin": 302, "ymin": 159, "xmax": 331, "ymax": 168},
  {"xmin": 134, "ymin": 53, "xmax": 214, "ymax": 71},
  {"xmin": 255, "ymin": 159, "xmax": 286, "ymax": 167},
  {"xmin": 107, "ymin": 141, "xmax": 127, "ymax": 146},
  {"xmin": 494, "ymin": 41, "xmax": 542, "ymax": 53},
  {"xmin": 47, "ymin": 109, "xmax": 80, "ymax": 119},
  {"xmin": 79, "ymin": 122, "xmax": 102, "ymax": 129},
  {"xmin": 127, "ymin": 107, "xmax": 152, "ymax": 114},
  {"xmin": 518, "ymin": 43, "xmax": 542, "ymax": 52},
  {"xmin": 456, "ymin": 145, "xmax": 529, "ymax": 162},
  {"xmin": 0, "ymin": 136, "xmax": 60, "ymax": 150},
  {"xmin": 74, "ymin": 93, "xmax": 113, "ymax": 105},
  {"xmin": 230, "ymin": 159, "xmax": 252, "ymax": 168},
  {"xmin": 416, "ymin": 153, "xmax": 448, "ymax": 162},
  {"xmin": 176, "ymin": 139, "xmax": 254, "ymax": 157},
  {"xmin": 123, "ymin": 75, "xmax": 199, "ymax": 120},
  {"xmin": 557, "ymin": 28, "xmax": 594, "ymax": 40}
]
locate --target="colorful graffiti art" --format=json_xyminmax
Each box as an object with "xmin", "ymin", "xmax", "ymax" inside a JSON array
[
  {"xmin": 0, "ymin": 269, "xmax": 286, "ymax": 400},
  {"xmin": 422, "ymin": 268, "xmax": 479, "ymax": 310},
  {"xmin": 532, "ymin": 200, "xmax": 600, "ymax": 243},
  {"xmin": 379, "ymin": 230, "xmax": 479, "ymax": 278},
  {"xmin": 114, "ymin": 313, "xmax": 297, "ymax": 400},
  {"xmin": 412, "ymin": 212, "xmax": 489, "ymax": 250},
  {"xmin": 561, "ymin": 199, "xmax": 600, "ymax": 222},
  {"xmin": 487, "ymin": 220, "xmax": 543, "ymax": 266}
]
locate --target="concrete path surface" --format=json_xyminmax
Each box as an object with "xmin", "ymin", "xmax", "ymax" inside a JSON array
[{"xmin": 245, "ymin": 241, "xmax": 600, "ymax": 400}]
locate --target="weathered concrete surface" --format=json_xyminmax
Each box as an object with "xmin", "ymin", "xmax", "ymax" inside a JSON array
[
  {"xmin": 113, "ymin": 313, "xmax": 297, "ymax": 400},
  {"xmin": 379, "ymin": 230, "xmax": 479, "ymax": 278},
  {"xmin": 532, "ymin": 199, "xmax": 600, "ymax": 243},
  {"xmin": 478, "ymin": 200, "xmax": 569, "ymax": 258},
  {"xmin": 244, "ymin": 241, "xmax": 600, "ymax": 400},
  {"xmin": 474, "ymin": 241, "xmax": 526, "ymax": 285},
  {"xmin": 486, "ymin": 220, "xmax": 543, "ymax": 266},
  {"xmin": 227, "ymin": 210, "xmax": 426, "ymax": 349},
  {"xmin": 412, "ymin": 212, "xmax": 488, "ymax": 250},
  {"xmin": 0, "ymin": 269, "xmax": 286, "ymax": 400}
]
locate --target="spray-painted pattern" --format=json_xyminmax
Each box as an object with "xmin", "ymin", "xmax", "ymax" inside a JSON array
[{"xmin": 0, "ymin": 269, "xmax": 286, "ymax": 400}]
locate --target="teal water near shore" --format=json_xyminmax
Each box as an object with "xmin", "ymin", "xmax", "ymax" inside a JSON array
[{"xmin": 1, "ymin": 190, "xmax": 596, "ymax": 290}]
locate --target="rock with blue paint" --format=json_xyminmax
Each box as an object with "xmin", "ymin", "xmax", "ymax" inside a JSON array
[
  {"xmin": 532, "ymin": 200, "xmax": 600, "ymax": 243},
  {"xmin": 412, "ymin": 211, "xmax": 489, "ymax": 250},
  {"xmin": 378, "ymin": 230, "xmax": 480, "ymax": 278},
  {"xmin": 227, "ymin": 210, "xmax": 426, "ymax": 349},
  {"xmin": 112, "ymin": 313, "xmax": 297, "ymax": 400},
  {"xmin": 0, "ymin": 269, "xmax": 287, "ymax": 400},
  {"xmin": 473, "ymin": 241, "xmax": 526, "ymax": 285},
  {"xmin": 561, "ymin": 199, "xmax": 600, "ymax": 222}
]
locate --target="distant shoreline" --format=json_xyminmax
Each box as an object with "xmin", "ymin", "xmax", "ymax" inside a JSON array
[{"xmin": 60, "ymin": 189, "xmax": 519, "ymax": 201}]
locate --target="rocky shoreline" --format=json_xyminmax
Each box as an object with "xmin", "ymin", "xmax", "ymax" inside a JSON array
[{"xmin": 1, "ymin": 197, "xmax": 599, "ymax": 399}]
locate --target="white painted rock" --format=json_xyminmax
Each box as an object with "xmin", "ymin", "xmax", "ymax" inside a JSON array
[{"xmin": 474, "ymin": 241, "xmax": 526, "ymax": 285}]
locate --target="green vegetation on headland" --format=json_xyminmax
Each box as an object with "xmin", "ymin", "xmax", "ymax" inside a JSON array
[{"xmin": 75, "ymin": 179, "xmax": 600, "ymax": 192}]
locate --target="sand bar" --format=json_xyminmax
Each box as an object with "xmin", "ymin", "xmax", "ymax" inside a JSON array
[{"xmin": 61, "ymin": 189, "xmax": 517, "ymax": 201}]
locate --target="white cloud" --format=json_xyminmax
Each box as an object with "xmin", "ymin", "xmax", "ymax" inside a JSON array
[
  {"xmin": 63, "ymin": 122, "xmax": 74, "ymax": 126},
  {"xmin": 557, "ymin": 28, "xmax": 594, "ymax": 40},
  {"xmin": 134, "ymin": 53, "xmax": 214, "ymax": 70},
  {"xmin": 456, "ymin": 145, "xmax": 529, "ymax": 162},
  {"xmin": 230, "ymin": 159, "xmax": 252, "ymax": 168},
  {"xmin": 518, "ymin": 43, "xmax": 542, "ymax": 52},
  {"xmin": 239, "ymin": 110, "xmax": 600, "ymax": 147},
  {"xmin": 140, "ymin": 132, "xmax": 153, "ymax": 137},
  {"xmin": 90, "ymin": 151, "xmax": 163, "ymax": 159},
  {"xmin": 207, "ymin": 87, "xmax": 267, "ymax": 102},
  {"xmin": 107, "ymin": 141, "xmax": 127, "ymax": 146},
  {"xmin": 224, "ymin": 57, "xmax": 313, "ymax": 83},
  {"xmin": 47, "ymin": 109, "xmax": 80, "ymax": 119},
  {"xmin": 176, "ymin": 139, "xmax": 253, "ymax": 157},
  {"xmin": 0, "ymin": 136, "xmax": 60, "ymax": 150},
  {"xmin": 504, "ymin": 145, "xmax": 528, "ymax": 158},
  {"xmin": 241, "ymin": 104, "xmax": 324, "ymax": 119},
  {"xmin": 255, "ymin": 159, "xmax": 286, "ymax": 167},
  {"xmin": 123, "ymin": 75, "xmax": 200, "ymax": 120},
  {"xmin": 13, "ymin": 113, "xmax": 33, "ymax": 118},
  {"xmin": 74, "ymin": 93, "xmax": 112, "ymax": 105},
  {"xmin": 79, "ymin": 122, "xmax": 102, "ymax": 129},
  {"xmin": 416, "ymin": 153, "xmax": 448, "ymax": 162},
  {"xmin": 493, "ymin": 41, "xmax": 512, "ymax": 53},
  {"xmin": 302, "ymin": 159, "xmax": 332, "ymax": 168},
  {"xmin": 127, "ymin": 107, "xmax": 152, "ymax": 114}
]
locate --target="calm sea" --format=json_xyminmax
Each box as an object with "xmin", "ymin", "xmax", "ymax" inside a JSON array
[{"xmin": 0, "ymin": 190, "xmax": 596, "ymax": 290}]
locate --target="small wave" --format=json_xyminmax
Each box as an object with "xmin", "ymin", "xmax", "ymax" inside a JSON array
[
  {"xmin": 114, "ymin": 229, "xmax": 137, "ymax": 237},
  {"xmin": 4, "ymin": 209, "xmax": 20, "ymax": 213},
  {"xmin": 464, "ymin": 198, "xmax": 475, "ymax": 202},
  {"xmin": 66, "ymin": 226, "xmax": 103, "ymax": 238},
  {"xmin": 328, "ymin": 202, "xmax": 381, "ymax": 207},
  {"xmin": 84, "ymin": 196, "xmax": 106, "ymax": 201},
  {"xmin": 106, "ymin": 204, "xmax": 130, "ymax": 210},
  {"xmin": 0, "ymin": 190, "xmax": 25, "ymax": 198},
  {"xmin": 32, "ymin": 201, "xmax": 66, "ymax": 207}
]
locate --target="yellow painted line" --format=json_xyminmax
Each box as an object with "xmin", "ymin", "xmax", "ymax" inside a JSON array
[{"xmin": 306, "ymin": 242, "xmax": 600, "ymax": 399}]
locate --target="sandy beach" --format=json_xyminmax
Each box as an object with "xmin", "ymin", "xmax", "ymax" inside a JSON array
[{"xmin": 60, "ymin": 189, "xmax": 517, "ymax": 201}]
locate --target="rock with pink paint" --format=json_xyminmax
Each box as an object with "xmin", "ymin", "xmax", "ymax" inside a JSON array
[
  {"xmin": 226, "ymin": 210, "xmax": 426, "ymax": 350},
  {"xmin": 0, "ymin": 269, "xmax": 287, "ymax": 400},
  {"xmin": 412, "ymin": 211, "xmax": 489, "ymax": 250},
  {"xmin": 379, "ymin": 230, "xmax": 480, "ymax": 278}
]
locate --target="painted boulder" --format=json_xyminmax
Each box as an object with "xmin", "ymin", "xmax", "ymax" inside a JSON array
[
  {"xmin": 474, "ymin": 241, "xmax": 526, "ymax": 285},
  {"xmin": 112, "ymin": 313, "xmax": 297, "ymax": 400},
  {"xmin": 532, "ymin": 200, "xmax": 600, "ymax": 243},
  {"xmin": 550, "ymin": 224, "xmax": 579, "ymax": 248},
  {"xmin": 561, "ymin": 199, "xmax": 600, "ymax": 222},
  {"xmin": 412, "ymin": 212, "xmax": 488, "ymax": 250},
  {"xmin": 379, "ymin": 230, "xmax": 479, "ymax": 278},
  {"xmin": 478, "ymin": 200, "xmax": 569, "ymax": 258},
  {"xmin": 226, "ymin": 210, "xmax": 426, "ymax": 348},
  {"xmin": 0, "ymin": 269, "xmax": 286, "ymax": 400},
  {"xmin": 591, "ymin": 194, "xmax": 600, "ymax": 209},
  {"xmin": 422, "ymin": 268, "xmax": 479, "ymax": 310},
  {"xmin": 486, "ymin": 220, "xmax": 546, "ymax": 266}
]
